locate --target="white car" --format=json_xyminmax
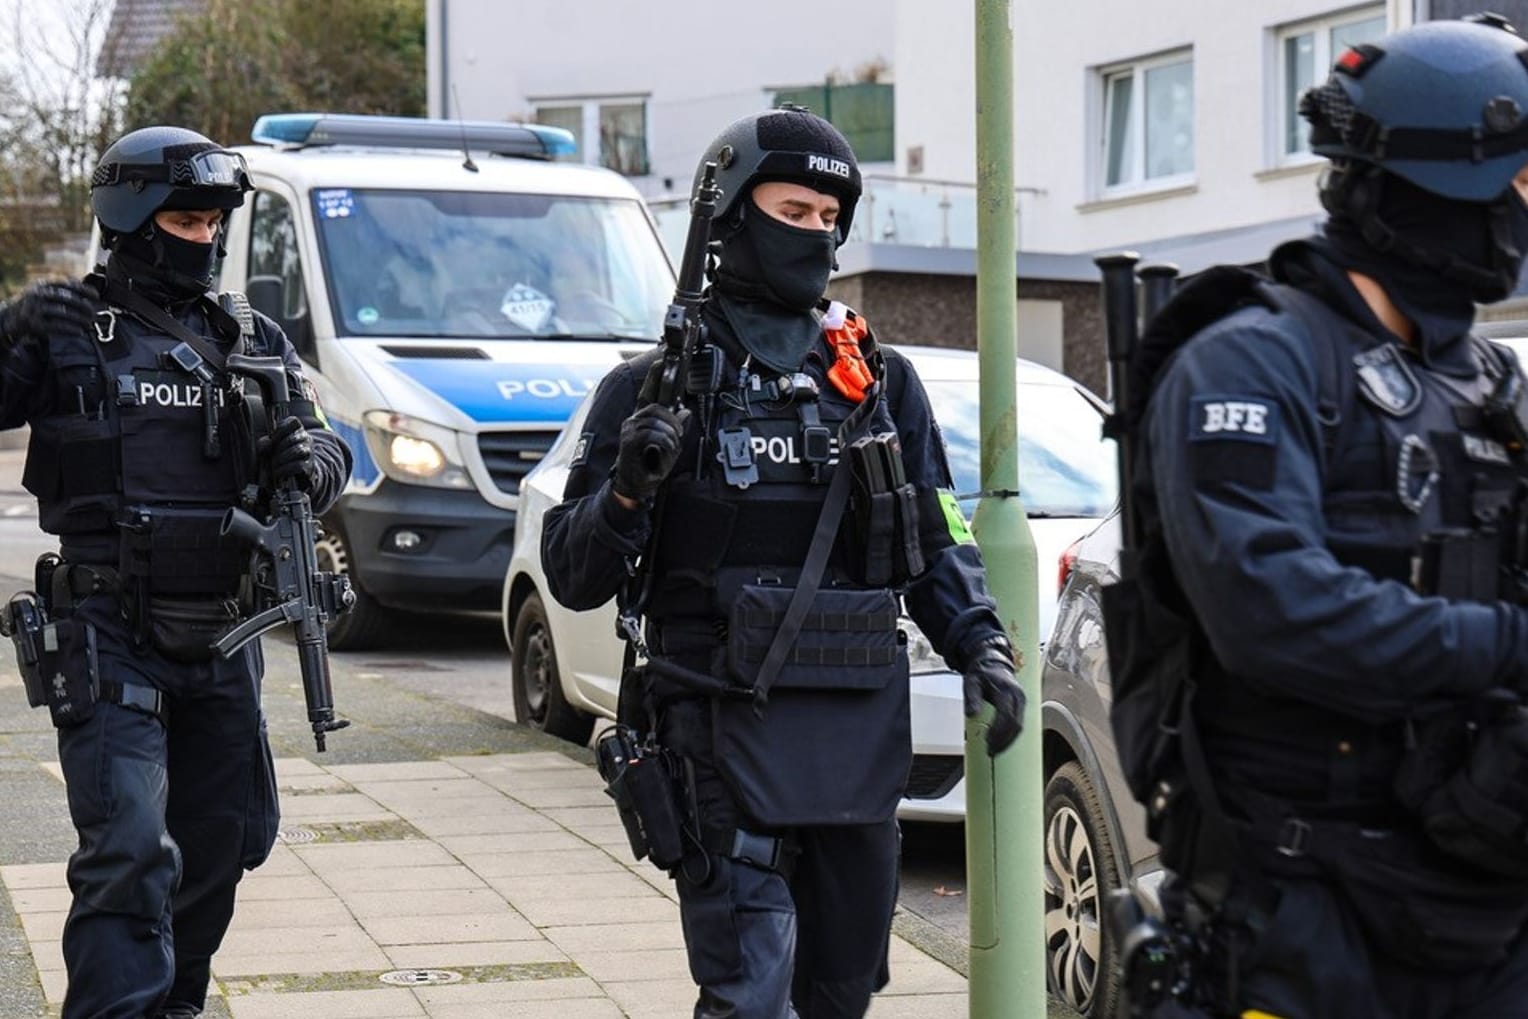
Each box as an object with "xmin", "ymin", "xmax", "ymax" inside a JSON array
[{"xmin": 502, "ymin": 345, "xmax": 1117, "ymax": 821}]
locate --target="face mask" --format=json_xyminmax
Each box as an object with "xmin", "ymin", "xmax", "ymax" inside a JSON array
[
  {"xmin": 111, "ymin": 224, "xmax": 219, "ymax": 300},
  {"xmin": 157, "ymin": 231, "xmax": 219, "ymax": 291},
  {"xmin": 718, "ymin": 204, "xmax": 836, "ymax": 313}
]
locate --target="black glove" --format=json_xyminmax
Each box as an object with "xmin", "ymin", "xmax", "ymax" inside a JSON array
[
  {"xmin": 0, "ymin": 280, "xmax": 96, "ymax": 357},
  {"xmin": 963, "ymin": 639, "xmax": 1025, "ymax": 756},
  {"xmin": 265, "ymin": 415, "xmax": 316, "ymax": 490},
  {"xmin": 613, "ymin": 404, "xmax": 689, "ymax": 503}
]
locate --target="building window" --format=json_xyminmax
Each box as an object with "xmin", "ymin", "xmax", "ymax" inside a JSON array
[
  {"xmin": 1277, "ymin": 7, "xmax": 1386, "ymax": 161},
  {"xmin": 533, "ymin": 98, "xmax": 650, "ymax": 177},
  {"xmin": 771, "ymin": 83, "xmax": 895, "ymax": 163},
  {"xmin": 1099, "ymin": 51, "xmax": 1194, "ymax": 193}
]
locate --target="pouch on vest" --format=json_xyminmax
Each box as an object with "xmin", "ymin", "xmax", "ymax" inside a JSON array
[
  {"xmin": 118, "ymin": 505, "xmax": 245, "ymax": 596},
  {"xmin": 1395, "ymin": 696, "xmax": 1528, "ymax": 880},
  {"xmin": 842, "ymin": 431, "xmax": 924, "ymax": 587},
  {"xmin": 147, "ymin": 595, "xmax": 239, "ymax": 664},
  {"xmin": 716, "ymin": 583, "xmax": 910, "ymax": 826}
]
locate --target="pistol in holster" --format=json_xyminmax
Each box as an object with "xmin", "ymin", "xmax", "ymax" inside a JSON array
[
  {"xmin": 2, "ymin": 560, "xmax": 100, "ymax": 727},
  {"xmin": 595, "ymin": 724, "xmax": 686, "ymax": 871}
]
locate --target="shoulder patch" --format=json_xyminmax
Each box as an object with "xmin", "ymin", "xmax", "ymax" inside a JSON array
[
  {"xmin": 1353, "ymin": 344, "xmax": 1420, "ymax": 418},
  {"xmin": 1188, "ymin": 396, "xmax": 1279, "ymax": 444},
  {"xmin": 569, "ymin": 431, "xmax": 594, "ymax": 468}
]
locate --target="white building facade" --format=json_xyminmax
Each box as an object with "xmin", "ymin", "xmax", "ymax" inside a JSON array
[{"xmin": 426, "ymin": 0, "xmax": 896, "ymax": 198}]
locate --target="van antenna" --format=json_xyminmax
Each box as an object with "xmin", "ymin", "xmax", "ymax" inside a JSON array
[{"xmin": 452, "ymin": 85, "xmax": 479, "ymax": 173}]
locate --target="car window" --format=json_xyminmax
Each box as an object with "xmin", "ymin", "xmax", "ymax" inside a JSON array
[
  {"xmin": 925, "ymin": 378, "xmax": 1117, "ymax": 517},
  {"xmin": 309, "ymin": 188, "xmax": 673, "ymax": 341}
]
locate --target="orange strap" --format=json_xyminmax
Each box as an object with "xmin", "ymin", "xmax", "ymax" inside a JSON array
[{"xmin": 825, "ymin": 308, "xmax": 875, "ymax": 403}]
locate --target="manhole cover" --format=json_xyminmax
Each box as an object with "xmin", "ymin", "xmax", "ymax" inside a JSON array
[
  {"xmin": 380, "ymin": 969, "xmax": 463, "ymax": 986},
  {"xmin": 277, "ymin": 827, "xmax": 317, "ymax": 844}
]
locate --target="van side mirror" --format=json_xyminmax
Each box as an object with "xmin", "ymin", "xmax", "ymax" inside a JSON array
[{"xmin": 246, "ymin": 274, "xmax": 318, "ymax": 366}]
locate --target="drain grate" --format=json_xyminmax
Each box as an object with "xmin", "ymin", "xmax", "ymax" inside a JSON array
[
  {"xmin": 380, "ymin": 968, "xmax": 463, "ymax": 986},
  {"xmin": 276, "ymin": 827, "xmax": 317, "ymax": 844}
]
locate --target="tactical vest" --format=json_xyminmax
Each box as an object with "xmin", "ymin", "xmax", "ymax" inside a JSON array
[
  {"xmin": 645, "ymin": 340, "xmax": 899, "ymax": 637},
  {"xmin": 21, "ymin": 287, "xmax": 257, "ymax": 594}
]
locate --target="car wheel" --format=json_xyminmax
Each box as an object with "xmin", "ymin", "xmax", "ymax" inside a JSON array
[
  {"xmin": 313, "ymin": 519, "xmax": 396, "ymax": 652},
  {"xmin": 1044, "ymin": 760, "xmax": 1125, "ymax": 1019},
  {"xmin": 511, "ymin": 591, "xmax": 595, "ymax": 744}
]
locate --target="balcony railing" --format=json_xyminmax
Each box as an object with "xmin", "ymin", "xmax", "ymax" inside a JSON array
[{"xmin": 648, "ymin": 175, "xmax": 1041, "ymax": 261}]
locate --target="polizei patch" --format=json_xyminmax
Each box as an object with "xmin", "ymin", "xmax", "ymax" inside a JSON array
[
  {"xmin": 1353, "ymin": 344, "xmax": 1421, "ymax": 418},
  {"xmin": 806, "ymin": 153, "xmax": 852, "ymax": 179},
  {"xmin": 1188, "ymin": 396, "xmax": 1278, "ymax": 444}
]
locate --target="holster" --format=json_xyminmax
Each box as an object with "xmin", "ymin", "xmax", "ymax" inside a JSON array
[{"xmin": 595, "ymin": 724, "xmax": 686, "ymax": 871}]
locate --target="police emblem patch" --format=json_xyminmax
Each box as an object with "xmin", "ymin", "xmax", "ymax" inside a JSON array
[
  {"xmin": 569, "ymin": 432, "xmax": 593, "ymax": 468},
  {"xmin": 1354, "ymin": 345, "xmax": 1421, "ymax": 418},
  {"xmin": 1188, "ymin": 396, "xmax": 1279, "ymax": 444}
]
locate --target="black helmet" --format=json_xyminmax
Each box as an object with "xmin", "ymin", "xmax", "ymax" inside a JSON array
[
  {"xmin": 91, "ymin": 125, "xmax": 252, "ymax": 241},
  {"xmin": 1303, "ymin": 15, "xmax": 1528, "ymax": 202},
  {"xmin": 693, "ymin": 105, "xmax": 862, "ymax": 245}
]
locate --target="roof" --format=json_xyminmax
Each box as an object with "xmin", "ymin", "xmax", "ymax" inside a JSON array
[
  {"xmin": 235, "ymin": 145, "xmax": 647, "ymax": 201},
  {"xmin": 97, "ymin": 0, "xmax": 204, "ymax": 77}
]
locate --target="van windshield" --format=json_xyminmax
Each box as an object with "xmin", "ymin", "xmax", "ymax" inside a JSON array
[{"xmin": 310, "ymin": 188, "xmax": 673, "ymax": 340}]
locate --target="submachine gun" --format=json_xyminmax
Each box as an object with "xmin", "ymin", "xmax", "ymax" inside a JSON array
[
  {"xmin": 213, "ymin": 354, "xmax": 354, "ymax": 752},
  {"xmin": 1094, "ymin": 253, "xmax": 1202, "ymax": 1017}
]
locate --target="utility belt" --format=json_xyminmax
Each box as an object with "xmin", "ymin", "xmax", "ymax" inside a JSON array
[{"xmin": 1, "ymin": 555, "xmax": 165, "ymax": 728}]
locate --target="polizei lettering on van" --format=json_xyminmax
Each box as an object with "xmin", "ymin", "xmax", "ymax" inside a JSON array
[{"xmin": 495, "ymin": 378, "xmax": 599, "ymax": 400}]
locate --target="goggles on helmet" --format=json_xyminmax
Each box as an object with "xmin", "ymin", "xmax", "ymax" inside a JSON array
[{"xmin": 91, "ymin": 148, "xmax": 252, "ymax": 192}]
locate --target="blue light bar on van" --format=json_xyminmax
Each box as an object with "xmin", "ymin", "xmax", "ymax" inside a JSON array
[{"xmin": 249, "ymin": 113, "xmax": 576, "ymax": 160}]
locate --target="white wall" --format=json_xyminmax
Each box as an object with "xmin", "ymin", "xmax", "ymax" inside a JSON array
[
  {"xmin": 431, "ymin": 0, "xmax": 895, "ymax": 196},
  {"xmin": 895, "ymin": 0, "xmax": 1416, "ymax": 254}
]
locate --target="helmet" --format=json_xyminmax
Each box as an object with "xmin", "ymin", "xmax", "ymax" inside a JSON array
[
  {"xmin": 693, "ymin": 105, "xmax": 862, "ymax": 245},
  {"xmin": 90, "ymin": 125, "xmax": 252, "ymax": 241},
  {"xmin": 1302, "ymin": 15, "xmax": 1528, "ymax": 202}
]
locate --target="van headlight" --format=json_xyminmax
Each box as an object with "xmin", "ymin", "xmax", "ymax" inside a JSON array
[
  {"xmin": 363, "ymin": 410, "xmax": 473, "ymax": 489},
  {"xmin": 903, "ymin": 616, "xmax": 948, "ymax": 675}
]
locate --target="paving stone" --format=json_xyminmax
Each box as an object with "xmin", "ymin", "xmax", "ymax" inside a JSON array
[
  {"xmin": 573, "ymin": 947, "xmax": 693, "ymax": 983},
  {"xmin": 324, "ymin": 865, "xmax": 489, "ymax": 895},
  {"xmin": 384, "ymin": 796, "xmax": 535, "ymax": 821},
  {"xmin": 1, "ymin": 862, "xmax": 67, "ymax": 889},
  {"xmin": 224, "ymin": 897, "xmax": 353, "ymax": 930},
  {"xmin": 277, "ymin": 774, "xmax": 353, "ymax": 794},
  {"xmin": 325, "ymin": 761, "xmax": 468, "ymax": 783},
  {"xmin": 511, "ymin": 896, "xmax": 680, "ymax": 928},
  {"xmin": 414, "ymin": 975, "xmax": 607, "ymax": 1005},
  {"xmin": 226, "ymin": 987, "xmax": 425, "ymax": 1018},
  {"xmin": 445, "ymin": 753, "xmax": 587, "ymax": 774},
  {"xmin": 272, "ymin": 756, "xmax": 329, "ymax": 779},
  {"xmin": 8, "ymin": 886, "xmax": 72, "ymax": 912},
  {"xmin": 19, "ymin": 909, "xmax": 64, "ymax": 943},
  {"xmin": 425, "ymin": 1000, "xmax": 624, "ymax": 1019},
  {"xmin": 36, "ymin": 966, "xmax": 65, "ymax": 1004},
  {"xmin": 344, "ymin": 888, "xmax": 515, "ymax": 920},
  {"xmin": 29, "ymin": 937, "xmax": 62, "ymax": 972},
  {"xmin": 486, "ymin": 869, "xmax": 660, "ymax": 903},
  {"xmin": 382, "ymin": 940, "xmax": 571, "ymax": 969},
  {"xmin": 537, "ymin": 805, "xmax": 624, "ymax": 828},
  {"xmin": 880, "ymin": 951, "xmax": 969, "ymax": 994},
  {"xmin": 361, "ymin": 912, "xmax": 541, "ymax": 946},
  {"xmin": 405, "ymin": 811, "xmax": 559, "ymax": 837},
  {"xmin": 236, "ymin": 875, "xmax": 336, "ymax": 901},
  {"xmin": 467, "ymin": 768, "xmax": 602, "ymax": 792},
  {"xmin": 277, "ymin": 793, "xmax": 398, "ymax": 824},
  {"xmin": 435, "ymin": 831, "xmax": 590, "ymax": 856},
  {"xmin": 503, "ymin": 786, "xmax": 612, "ymax": 810},
  {"xmin": 349, "ymin": 778, "xmax": 499, "ymax": 800},
  {"xmin": 214, "ymin": 945, "xmax": 393, "ymax": 977},
  {"xmin": 541, "ymin": 920, "xmax": 688, "ymax": 955},
  {"xmin": 253, "ymin": 845, "xmax": 313, "ymax": 877},
  {"xmin": 452, "ymin": 849, "xmax": 625, "ymax": 878},
  {"xmin": 293, "ymin": 841, "xmax": 457, "ymax": 871},
  {"xmin": 600, "ymin": 978, "xmax": 701, "ymax": 1018},
  {"xmin": 865, "ymin": 991, "xmax": 968, "ymax": 1015}
]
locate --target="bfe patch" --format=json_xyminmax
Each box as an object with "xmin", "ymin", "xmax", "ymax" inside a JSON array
[{"xmin": 1187, "ymin": 395, "xmax": 1280, "ymax": 489}]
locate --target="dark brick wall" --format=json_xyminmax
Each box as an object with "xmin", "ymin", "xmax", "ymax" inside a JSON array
[{"xmin": 827, "ymin": 272, "xmax": 1109, "ymax": 396}]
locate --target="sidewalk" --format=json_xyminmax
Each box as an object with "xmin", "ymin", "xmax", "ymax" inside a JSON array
[{"xmin": 2, "ymin": 748, "xmax": 968, "ymax": 1018}]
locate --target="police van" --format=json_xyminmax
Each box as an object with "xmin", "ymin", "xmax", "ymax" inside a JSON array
[{"xmin": 209, "ymin": 113, "xmax": 674, "ymax": 648}]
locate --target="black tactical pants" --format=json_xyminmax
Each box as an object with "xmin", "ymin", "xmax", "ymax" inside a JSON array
[
  {"xmin": 662, "ymin": 698, "xmax": 900, "ymax": 1019},
  {"xmin": 55, "ymin": 594, "xmax": 279, "ymax": 1019},
  {"xmin": 1153, "ymin": 872, "xmax": 1528, "ymax": 1019}
]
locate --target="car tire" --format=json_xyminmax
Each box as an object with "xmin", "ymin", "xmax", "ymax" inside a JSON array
[
  {"xmin": 313, "ymin": 518, "xmax": 397, "ymax": 652},
  {"xmin": 511, "ymin": 591, "xmax": 595, "ymax": 744},
  {"xmin": 1044, "ymin": 760, "xmax": 1125, "ymax": 1019}
]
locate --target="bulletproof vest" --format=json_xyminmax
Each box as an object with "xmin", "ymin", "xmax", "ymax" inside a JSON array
[
  {"xmin": 646, "ymin": 340, "xmax": 898, "ymax": 634},
  {"xmin": 1149, "ymin": 279, "xmax": 1526, "ymax": 805},
  {"xmin": 22, "ymin": 289, "xmax": 257, "ymax": 591}
]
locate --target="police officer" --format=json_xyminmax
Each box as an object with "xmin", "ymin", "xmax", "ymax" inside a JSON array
[
  {"xmin": 541, "ymin": 107, "xmax": 1022, "ymax": 1019},
  {"xmin": 1123, "ymin": 16, "xmax": 1528, "ymax": 1018},
  {"xmin": 0, "ymin": 126, "xmax": 350, "ymax": 1018}
]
